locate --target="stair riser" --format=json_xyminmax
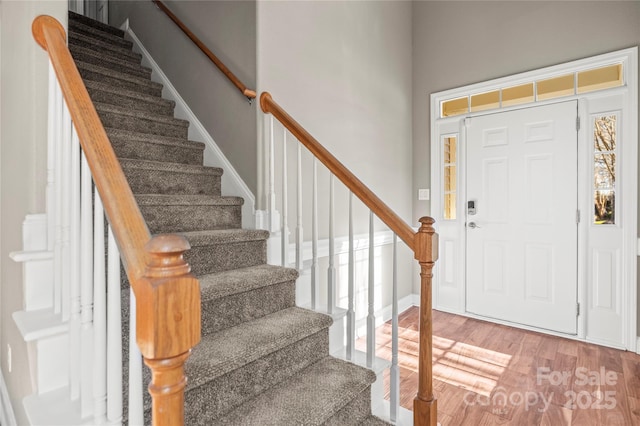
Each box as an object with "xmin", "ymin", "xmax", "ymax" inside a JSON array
[
  {"xmin": 98, "ymin": 110, "xmax": 188, "ymax": 139},
  {"xmin": 122, "ymin": 167, "xmax": 221, "ymax": 196},
  {"xmin": 69, "ymin": 12, "xmax": 125, "ymax": 37},
  {"xmin": 79, "ymin": 68, "xmax": 162, "ymax": 97},
  {"xmin": 185, "ymin": 240, "xmax": 267, "ymax": 276},
  {"xmin": 186, "ymin": 331, "xmax": 330, "ymax": 423},
  {"xmin": 325, "ymin": 387, "xmax": 373, "ymax": 426},
  {"xmin": 69, "ymin": 21, "xmax": 132, "ymax": 49},
  {"xmin": 88, "ymin": 88, "xmax": 174, "ymax": 116},
  {"xmin": 71, "ymin": 48, "xmax": 151, "ymax": 79},
  {"xmin": 202, "ymin": 281, "xmax": 295, "ymax": 335},
  {"xmin": 69, "ymin": 36, "xmax": 141, "ymax": 64},
  {"xmin": 111, "ymin": 138, "xmax": 203, "ymax": 165},
  {"xmin": 141, "ymin": 204, "xmax": 242, "ymax": 234}
]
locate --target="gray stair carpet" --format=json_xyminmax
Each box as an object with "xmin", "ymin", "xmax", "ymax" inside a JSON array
[{"xmin": 69, "ymin": 11, "xmax": 391, "ymax": 425}]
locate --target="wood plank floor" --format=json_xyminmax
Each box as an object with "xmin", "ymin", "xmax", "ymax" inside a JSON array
[{"xmin": 356, "ymin": 307, "xmax": 640, "ymax": 425}]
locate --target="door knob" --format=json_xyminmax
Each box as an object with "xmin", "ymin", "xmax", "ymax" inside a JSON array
[{"xmin": 468, "ymin": 222, "xmax": 480, "ymax": 229}]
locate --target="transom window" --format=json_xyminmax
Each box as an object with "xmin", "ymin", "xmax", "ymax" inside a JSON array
[{"xmin": 441, "ymin": 63, "xmax": 623, "ymax": 118}]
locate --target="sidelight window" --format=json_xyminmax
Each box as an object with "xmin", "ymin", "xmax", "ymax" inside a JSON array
[
  {"xmin": 593, "ymin": 114, "xmax": 617, "ymax": 224},
  {"xmin": 443, "ymin": 135, "xmax": 457, "ymax": 220}
]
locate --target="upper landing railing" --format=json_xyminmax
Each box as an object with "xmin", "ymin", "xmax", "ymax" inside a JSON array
[
  {"xmin": 152, "ymin": 0, "xmax": 257, "ymax": 102},
  {"xmin": 33, "ymin": 15, "xmax": 200, "ymax": 426}
]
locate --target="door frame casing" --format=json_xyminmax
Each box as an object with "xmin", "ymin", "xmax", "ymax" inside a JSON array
[{"xmin": 429, "ymin": 47, "xmax": 638, "ymax": 351}]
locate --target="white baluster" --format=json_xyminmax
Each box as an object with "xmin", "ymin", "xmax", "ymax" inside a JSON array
[
  {"xmin": 281, "ymin": 131, "xmax": 289, "ymax": 266},
  {"xmin": 390, "ymin": 234, "xmax": 400, "ymax": 422},
  {"xmin": 295, "ymin": 144, "xmax": 303, "ymax": 271},
  {"xmin": 311, "ymin": 159, "xmax": 318, "ymax": 310},
  {"xmin": 366, "ymin": 211, "xmax": 375, "ymax": 368},
  {"xmin": 69, "ymin": 127, "xmax": 81, "ymax": 401},
  {"xmin": 107, "ymin": 227, "xmax": 123, "ymax": 424},
  {"xmin": 46, "ymin": 63, "xmax": 57, "ymax": 254},
  {"xmin": 128, "ymin": 289, "xmax": 144, "ymax": 426},
  {"xmin": 93, "ymin": 194, "xmax": 107, "ymax": 424},
  {"xmin": 327, "ymin": 175, "xmax": 336, "ymax": 315},
  {"xmin": 79, "ymin": 150, "xmax": 94, "ymax": 417},
  {"xmin": 60, "ymin": 103, "xmax": 72, "ymax": 321},
  {"xmin": 268, "ymin": 116, "xmax": 277, "ymax": 232},
  {"xmin": 52, "ymin": 72, "xmax": 63, "ymax": 315},
  {"xmin": 346, "ymin": 192, "xmax": 355, "ymax": 361}
]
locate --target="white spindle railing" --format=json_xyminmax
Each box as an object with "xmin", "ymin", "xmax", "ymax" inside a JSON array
[
  {"xmin": 311, "ymin": 159, "xmax": 318, "ymax": 310},
  {"xmin": 69, "ymin": 126, "xmax": 81, "ymax": 401},
  {"xmin": 281, "ymin": 131, "xmax": 289, "ymax": 266},
  {"xmin": 327, "ymin": 175, "xmax": 336, "ymax": 314},
  {"xmin": 366, "ymin": 211, "xmax": 375, "ymax": 368},
  {"xmin": 46, "ymin": 71, "xmax": 143, "ymax": 425},
  {"xmin": 295, "ymin": 144, "xmax": 303, "ymax": 271},
  {"xmin": 265, "ymin": 113, "xmax": 408, "ymax": 424},
  {"xmin": 106, "ymin": 228, "xmax": 123, "ymax": 424},
  {"xmin": 93, "ymin": 194, "xmax": 107, "ymax": 424},
  {"xmin": 346, "ymin": 192, "xmax": 355, "ymax": 361},
  {"xmin": 390, "ymin": 234, "xmax": 400, "ymax": 422},
  {"xmin": 128, "ymin": 289, "xmax": 144, "ymax": 426},
  {"xmin": 79, "ymin": 152, "xmax": 94, "ymax": 418}
]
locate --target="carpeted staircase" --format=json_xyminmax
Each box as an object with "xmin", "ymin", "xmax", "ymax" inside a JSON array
[{"xmin": 68, "ymin": 11, "xmax": 390, "ymax": 426}]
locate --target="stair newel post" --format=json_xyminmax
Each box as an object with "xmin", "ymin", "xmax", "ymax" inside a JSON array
[
  {"xmin": 413, "ymin": 216, "xmax": 438, "ymax": 426},
  {"xmin": 137, "ymin": 234, "xmax": 201, "ymax": 426}
]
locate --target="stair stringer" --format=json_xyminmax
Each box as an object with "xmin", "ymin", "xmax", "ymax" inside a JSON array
[{"xmin": 119, "ymin": 19, "xmax": 257, "ymax": 230}]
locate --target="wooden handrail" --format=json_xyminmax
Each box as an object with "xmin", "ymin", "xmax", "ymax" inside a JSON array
[
  {"xmin": 152, "ymin": 0, "xmax": 257, "ymax": 102},
  {"xmin": 260, "ymin": 91, "xmax": 438, "ymax": 426},
  {"xmin": 33, "ymin": 15, "xmax": 200, "ymax": 426},
  {"xmin": 260, "ymin": 92, "xmax": 415, "ymax": 250}
]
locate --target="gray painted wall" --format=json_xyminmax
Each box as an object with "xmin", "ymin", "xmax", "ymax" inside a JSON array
[
  {"xmin": 109, "ymin": 0, "xmax": 258, "ymax": 195},
  {"xmin": 257, "ymin": 0, "xmax": 416, "ymax": 298},
  {"xmin": 412, "ymin": 0, "xmax": 640, "ymax": 331},
  {"xmin": 0, "ymin": 2, "xmax": 67, "ymax": 423}
]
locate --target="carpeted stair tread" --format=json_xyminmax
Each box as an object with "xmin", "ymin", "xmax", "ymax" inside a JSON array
[
  {"xmin": 216, "ymin": 356, "xmax": 376, "ymax": 426},
  {"xmin": 69, "ymin": 31, "xmax": 142, "ymax": 63},
  {"xmin": 136, "ymin": 195, "xmax": 243, "ymax": 232},
  {"xmin": 69, "ymin": 44, "xmax": 151, "ymax": 79},
  {"xmin": 135, "ymin": 194, "xmax": 243, "ymax": 206},
  {"xmin": 185, "ymin": 307, "xmax": 332, "ymax": 388},
  {"xmin": 200, "ymin": 264, "xmax": 297, "ymax": 302},
  {"xmin": 198, "ymin": 264, "xmax": 298, "ymax": 332},
  {"xmin": 69, "ymin": 18, "xmax": 132, "ymax": 49},
  {"xmin": 181, "ymin": 229, "xmax": 268, "ymax": 275},
  {"xmin": 85, "ymin": 81, "xmax": 175, "ymax": 116},
  {"xmin": 120, "ymin": 159, "xmax": 222, "ymax": 196},
  {"xmin": 95, "ymin": 102, "xmax": 189, "ymax": 138},
  {"xmin": 69, "ymin": 11, "xmax": 124, "ymax": 37},
  {"xmin": 179, "ymin": 228, "xmax": 269, "ymax": 246},
  {"xmin": 360, "ymin": 416, "xmax": 393, "ymax": 425},
  {"xmin": 119, "ymin": 158, "xmax": 221, "ymax": 176},
  {"xmin": 75, "ymin": 60, "xmax": 162, "ymax": 97},
  {"xmin": 106, "ymin": 128, "xmax": 204, "ymax": 165}
]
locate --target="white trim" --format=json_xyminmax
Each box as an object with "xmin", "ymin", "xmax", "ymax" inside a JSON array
[
  {"xmin": 287, "ymin": 230, "xmax": 396, "ymax": 266},
  {"xmin": 122, "ymin": 21, "xmax": 257, "ymax": 229},
  {"xmin": 0, "ymin": 370, "xmax": 17, "ymax": 426},
  {"xmin": 430, "ymin": 47, "xmax": 638, "ymax": 351},
  {"xmin": 637, "ymin": 337, "xmax": 640, "ymax": 355}
]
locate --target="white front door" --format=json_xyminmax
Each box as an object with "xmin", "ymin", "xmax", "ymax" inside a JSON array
[{"xmin": 465, "ymin": 101, "xmax": 578, "ymax": 334}]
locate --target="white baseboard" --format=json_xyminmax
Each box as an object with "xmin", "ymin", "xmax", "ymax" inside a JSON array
[
  {"xmin": 121, "ymin": 20, "xmax": 257, "ymax": 229},
  {"xmin": 0, "ymin": 369, "xmax": 17, "ymax": 426},
  {"xmin": 637, "ymin": 337, "xmax": 640, "ymax": 355}
]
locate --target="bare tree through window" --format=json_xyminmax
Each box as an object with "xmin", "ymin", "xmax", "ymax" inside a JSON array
[{"xmin": 594, "ymin": 115, "xmax": 616, "ymax": 224}]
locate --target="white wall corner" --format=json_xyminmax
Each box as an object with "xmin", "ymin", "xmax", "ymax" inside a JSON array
[
  {"xmin": 0, "ymin": 369, "xmax": 17, "ymax": 426},
  {"xmin": 124, "ymin": 26, "xmax": 257, "ymax": 229}
]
